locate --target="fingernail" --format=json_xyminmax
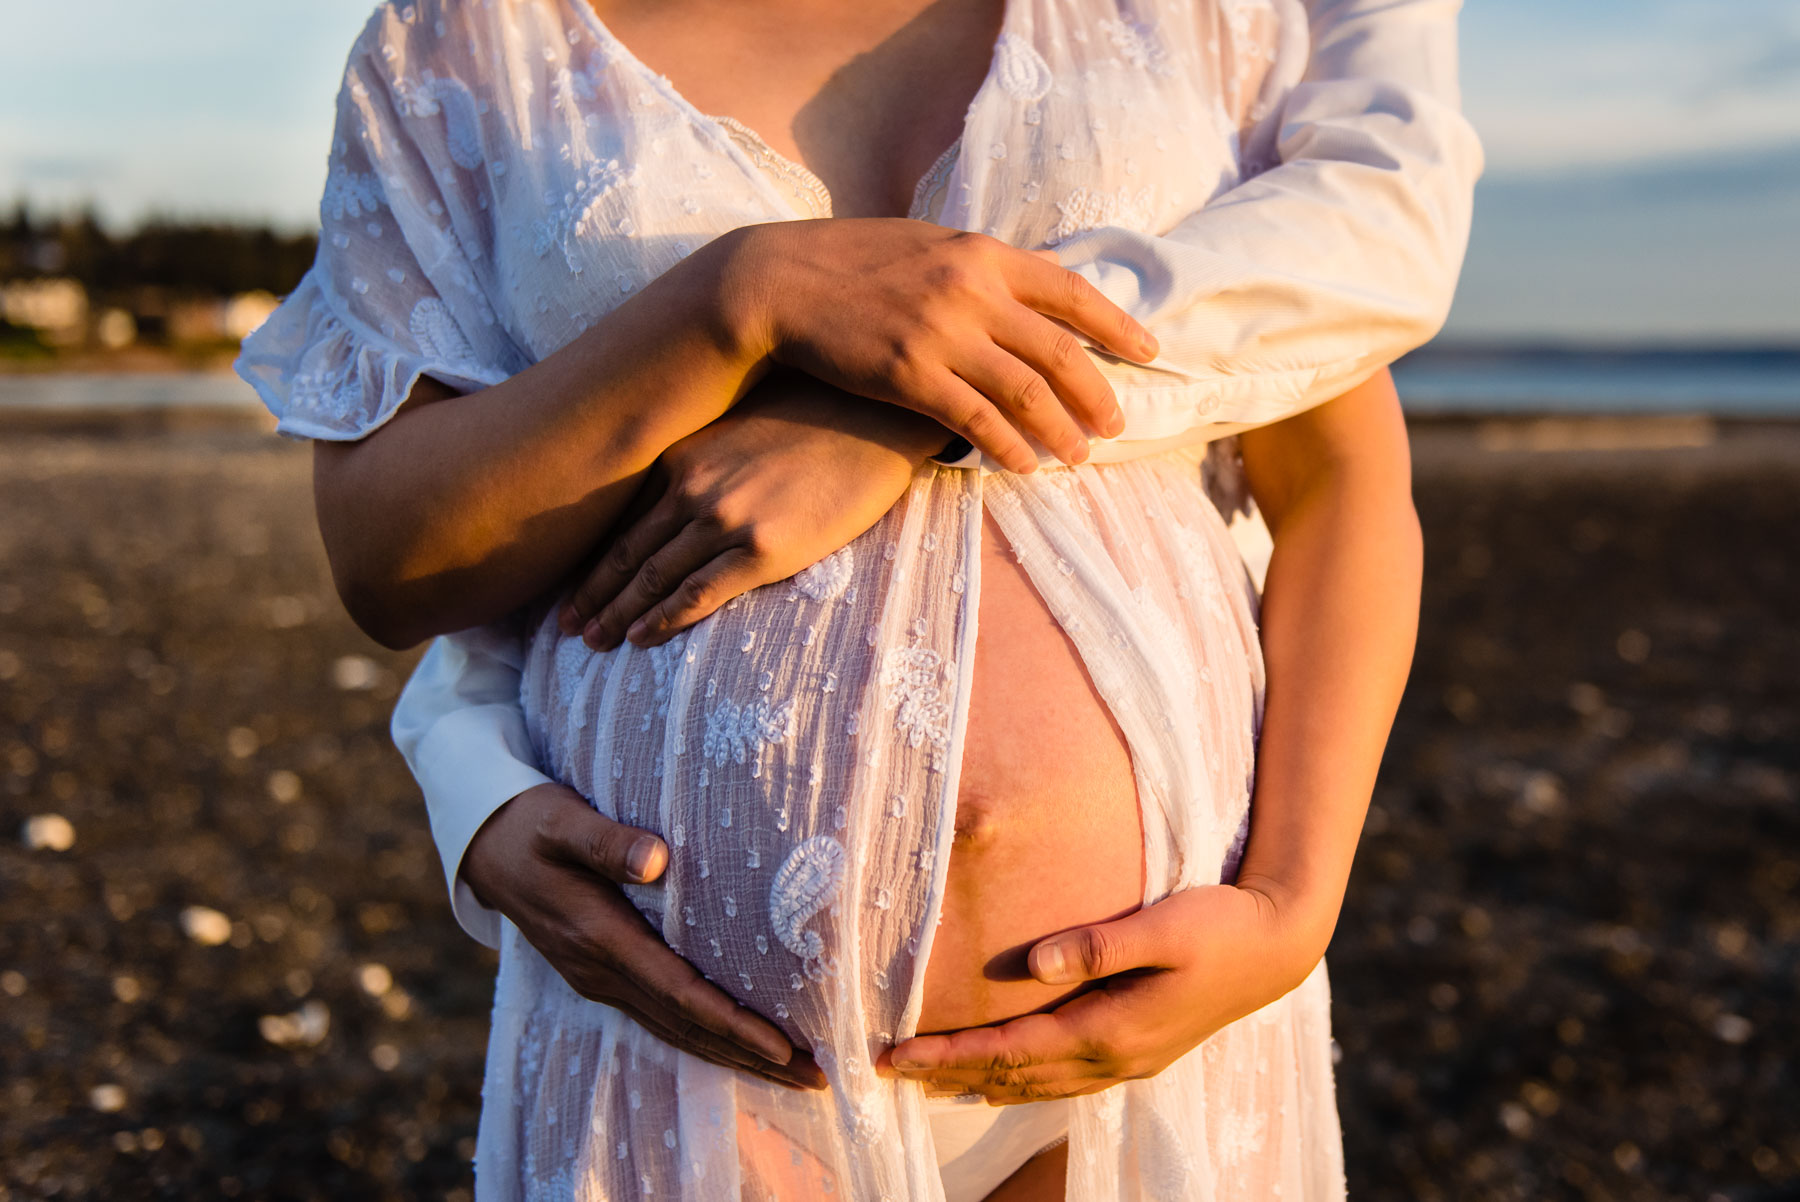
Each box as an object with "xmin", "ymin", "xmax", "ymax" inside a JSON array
[
  {"xmin": 582, "ymin": 619, "xmax": 605, "ymax": 650},
  {"xmin": 893, "ymin": 1057, "xmax": 924, "ymax": 1071},
  {"xmin": 1036, "ymin": 942, "xmax": 1069, "ymax": 983},
  {"xmin": 1068, "ymin": 441, "xmax": 1090, "ymax": 465},
  {"xmin": 1104, "ymin": 410, "xmax": 1125, "ymax": 438},
  {"xmin": 558, "ymin": 604, "xmax": 578, "ymax": 634},
  {"xmin": 626, "ymin": 836, "xmax": 661, "ymax": 881},
  {"xmin": 1139, "ymin": 334, "xmax": 1159, "ymax": 361},
  {"xmin": 625, "ymin": 619, "xmax": 649, "ymax": 644}
]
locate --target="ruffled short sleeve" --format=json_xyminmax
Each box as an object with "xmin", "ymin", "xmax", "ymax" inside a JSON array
[{"xmin": 236, "ymin": 6, "xmax": 526, "ymax": 441}]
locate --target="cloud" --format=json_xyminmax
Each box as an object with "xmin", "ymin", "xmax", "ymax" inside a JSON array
[
  {"xmin": 1444, "ymin": 141, "xmax": 1800, "ymax": 342},
  {"xmin": 1462, "ymin": 0, "xmax": 1800, "ymax": 170},
  {"xmin": 8, "ymin": 155, "xmax": 114, "ymax": 186}
]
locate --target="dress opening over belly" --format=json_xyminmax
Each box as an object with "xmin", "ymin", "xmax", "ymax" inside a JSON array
[{"xmin": 500, "ymin": 449, "xmax": 1344, "ymax": 1200}]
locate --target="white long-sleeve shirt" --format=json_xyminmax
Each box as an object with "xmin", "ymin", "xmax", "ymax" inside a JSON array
[
  {"xmin": 379, "ymin": 0, "xmax": 1481, "ymax": 949},
  {"xmin": 238, "ymin": 1, "xmax": 1478, "ymax": 1195}
]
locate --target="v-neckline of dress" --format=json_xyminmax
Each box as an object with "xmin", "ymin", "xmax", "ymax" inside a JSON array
[{"xmin": 564, "ymin": 0, "xmax": 1011, "ymax": 221}]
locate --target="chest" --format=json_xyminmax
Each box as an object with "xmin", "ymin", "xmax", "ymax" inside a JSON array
[
  {"xmin": 465, "ymin": 0, "xmax": 1297, "ymax": 361},
  {"xmin": 590, "ymin": 0, "xmax": 1006, "ymax": 218}
]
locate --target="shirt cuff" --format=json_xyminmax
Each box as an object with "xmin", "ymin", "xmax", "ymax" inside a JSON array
[{"xmin": 411, "ymin": 703, "xmax": 555, "ymax": 949}]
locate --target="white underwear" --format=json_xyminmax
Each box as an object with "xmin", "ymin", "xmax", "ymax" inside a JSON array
[{"xmin": 926, "ymin": 1095, "xmax": 1072, "ymax": 1201}]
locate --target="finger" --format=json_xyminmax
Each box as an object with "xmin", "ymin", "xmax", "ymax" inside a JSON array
[
  {"xmin": 890, "ymin": 1012, "xmax": 1086, "ymax": 1073},
  {"xmin": 890, "ymin": 1059, "xmax": 1096, "ymax": 1092},
  {"xmin": 1006, "ymin": 252, "xmax": 1158, "ymax": 364},
  {"xmin": 560, "ymin": 482, "xmax": 677, "ymax": 635},
  {"xmin": 1029, "ymin": 908, "xmax": 1170, "ymax": 986},
  {"xmin": 612, "ymin": 922, "xmax": 799, "ymax": 1067},
  {"xmin": 582, "ymin": 518, "xmax": 716, "ymax": 651},
  {"xmin": 613, "ymin": 984, "xmax": 826, "ymax": 1091},
  {"xmin": 985, "ymin": 1080, "xmax": 1121, "ymax": 1105},
  {"xmin": 904, "ymin": 369, "xmax": 1039, "ymax": 475},
  {"xmin": 539, "ymin": 800, "xmax": 669, "ymax": 884},
  {"xmin": 626, "ymin": 548, "xmax": 765, "ymax": 646},
  {"xmin": 994, "ymin": 301, "xmax": 1125, "ymax": 439},
  {"xmin": 955, "ymin": 347, "xmax": 1090, "ymax": 467}
]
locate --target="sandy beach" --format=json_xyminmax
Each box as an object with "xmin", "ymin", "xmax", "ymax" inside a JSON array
[{"xmin": 1, "ymin": 410, "xmax": 1795, "ymax": 1201}]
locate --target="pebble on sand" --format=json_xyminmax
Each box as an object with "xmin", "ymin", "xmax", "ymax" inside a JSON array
[
  {"xmin": 180, "ymin": 905, "xmax": 233, "ymax": 947},
  {"xmin": 22, "ymin": 813, "xmax": 76, "ymax": 852},
  {"xmin": 267, "ymin": 769, "xmax": 303, "ymax": 803},
  {"xmin": 259, "ymin": 999, "xmax": 331, "ymax": 1049},
  {"xmin": 358, "ymin": 963, "xmax": 394, "ymax": 997},
  {"xmin": 332, "ymin": 655, "xmax": 384, "ymax": 691}
]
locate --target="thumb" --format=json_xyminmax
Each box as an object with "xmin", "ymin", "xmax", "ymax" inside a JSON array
[
  {"xmin": 548, "ymin": 798, "xmax": 669, "ymax": 885},
  {"xmin": 1028, "ymin": 908, "xmax": 1164, "ymax": 985}
]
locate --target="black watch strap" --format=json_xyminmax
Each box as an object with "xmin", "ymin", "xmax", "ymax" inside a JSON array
[{"xmin": 931, "ymin": 434, "xmax": 975, "ymax": 465}]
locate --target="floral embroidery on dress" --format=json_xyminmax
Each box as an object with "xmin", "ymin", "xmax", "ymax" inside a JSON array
[
  {"xmin": 1214, "ymin": 1103, "xmax": 1269, "ymax": 1167},
  {"xmin": 769, "ymin": 835, "xmax": 845, "ymax": 972},
  {"xmin": 993, "ymin": 32, "xmax": 1054, "ymax": 102},
  {"xmin": 286, "ymin": 319, "xmax": 366, "ymax": 421},
  {"xmin": 1136, "ymin": 1106, "xmax": 1195, "ymax": 1201},
  {"xmin": 1046, "ymin": 184, "xmax": 1156, "ymax": 245},
  {"xmin": 1099, "ymin": 19, "xmax": 1176, "ymax": 77},
  {"xmin": 552, "ymin": 634, "xmax": 593, "ymax": 722},
  {"xmin": 394, "ymin": 71, "xmax": 486, "ymax": 169},
  {"xmin": 532, "ymin": 158, "xmax": 637, "ymax": 270},
  {"xmin": 879, "ymin": 646, "xmax": 954, "ymax": 750},
  {"xmin": 408, "ymin": 298, "xmax": 479, "ymax": 369},
  {"xmin": 789, "ymin": 546, "xmax": 855, "ymax": 602},
  {"xmin": 321, "ymin": 165, "xmax": 384, "ymax": 222},
  {"xmin": 701, "ymin": 696, "xmax": 796, "ymax": 767}
]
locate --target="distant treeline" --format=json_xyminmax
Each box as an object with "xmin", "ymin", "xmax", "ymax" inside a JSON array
[{"xmin": 2, "ymin": 204, "xmax": 317, "ymax": 302}]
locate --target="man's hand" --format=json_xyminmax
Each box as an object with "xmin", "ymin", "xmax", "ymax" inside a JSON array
[
  {"xmin": 561, "ymin": 371, "xmax": 946, "ymax": 651},
  {"xmin": 462, "ymin": 783, "xmax": 826, "ymax": 1091},
  {"xmin": 879, "ymin": 883, "xmax": 1330, "ymax": 1102}
]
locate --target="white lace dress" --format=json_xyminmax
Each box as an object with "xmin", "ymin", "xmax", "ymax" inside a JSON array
[{"xmin": 237, "ymin": 0, "xmax": 1481, "ymax": 1197}]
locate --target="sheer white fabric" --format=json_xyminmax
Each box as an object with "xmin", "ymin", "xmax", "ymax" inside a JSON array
[{"xmin": 239, "ymin": 0, "xmax": 1481, "ymax": 1196}]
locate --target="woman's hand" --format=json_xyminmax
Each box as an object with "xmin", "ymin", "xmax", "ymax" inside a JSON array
[
  {"xmin": 719, "ymin": 220, "xmax": 1158, "ymax": 474},
  {"xmin": 879, "ymin": 883, "xmax": 1331, "ymax": 1102},
  {"xmin": 559, "ymin": 371, "xmax": 945, "ymax": 650},
  {"xmin": 461, "ymin": 782, "xmax": 827, "ymax": 1091}
]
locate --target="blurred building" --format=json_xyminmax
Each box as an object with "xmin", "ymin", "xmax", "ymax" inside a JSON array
[{"xmin": 1, "ymin": 278, "xmax": 87, "ymax": 346}]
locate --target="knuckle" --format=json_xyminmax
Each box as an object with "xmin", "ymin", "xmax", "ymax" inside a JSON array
[
  {"xmin": 1058, "ymin": 267, "xmax": 1098, "ymax": 311},
  {"xmin": 996, "ymin": 1046, "xmax": 1034, "ymax": 1072},
  {"xmin": 676, "ymin": 575, "xmax": 715, "ymax": 610},
  {"xmin": 1046, "ymin": 331, "xmax": 1083, "ymax": 374},
  {"xmin": 605, "ymin": 537, "xmax": 637, "ymax": 574},
  {"xmin": 1006, "ymin": 375, "xmax": 1052, "ymax": 416},
  {"xmin": 636, "ymin": 557, "xmax": 668, "ymax": 595},
  {"xmin": 886, "ymin": 334, "xmax": 924, "ymax": 375},
  {"xmin": 530, "ymin": 802, "xmax": 567, "ymax": 852},
  {"xmin": 739, "ymin": 521, "xmax": 778, "ymax": 561},
  {"xmin": 947, "ymin": 230, "xmax": 994, "ymax": 260},
  {"xmin": 958, "ymin": 402, "xmax": 1003, "ymax": 442},
  {"xmin": 1075, "ymin": 926, "xmax": 1115, "ymax": 976},
  {"xmin": 582, "ymin": 826, "xmax": 622, "ymax": 875}
]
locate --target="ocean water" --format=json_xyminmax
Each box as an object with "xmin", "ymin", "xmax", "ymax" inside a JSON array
[
  {"xmin": 2, "ymin": 348, "xmax": 1797, "ymax": 416},
  {"xmin": 1392, "ymin": 347, "xmax": 1800, "ymax": 416}
]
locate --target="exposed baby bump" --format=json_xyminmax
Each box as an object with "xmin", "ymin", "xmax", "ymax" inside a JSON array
[{"xmin": 916, "ymin": 510, "xmax": 1146, "ymax": 1035}]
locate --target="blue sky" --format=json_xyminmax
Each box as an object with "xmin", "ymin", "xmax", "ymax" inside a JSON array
[{"xmin": 3, "ymin": 0, "xmax": 1797, "ymax": 343}]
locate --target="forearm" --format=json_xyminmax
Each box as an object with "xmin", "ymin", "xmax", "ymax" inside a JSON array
[
  {"xmin": 1235, "ymin": 373, "xmax": 1422, "ymax": 963},
  {"xmin": 314, "ymin": 230, "xmax": 766, "ymax": 648}
]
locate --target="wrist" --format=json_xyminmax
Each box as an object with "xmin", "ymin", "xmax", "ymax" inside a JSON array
[
  {"xmin": 704, "ymin": 223, "xmax": 789, "ymax": 371},
  {"xmin": 1232, "ymin": 869, "xmax": 1342, "ymax": 967}
]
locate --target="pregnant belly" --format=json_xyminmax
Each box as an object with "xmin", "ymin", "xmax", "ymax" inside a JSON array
[{"xmin": 916, "ymin": 506, "xmax": 1146, "ymax": 1034}]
